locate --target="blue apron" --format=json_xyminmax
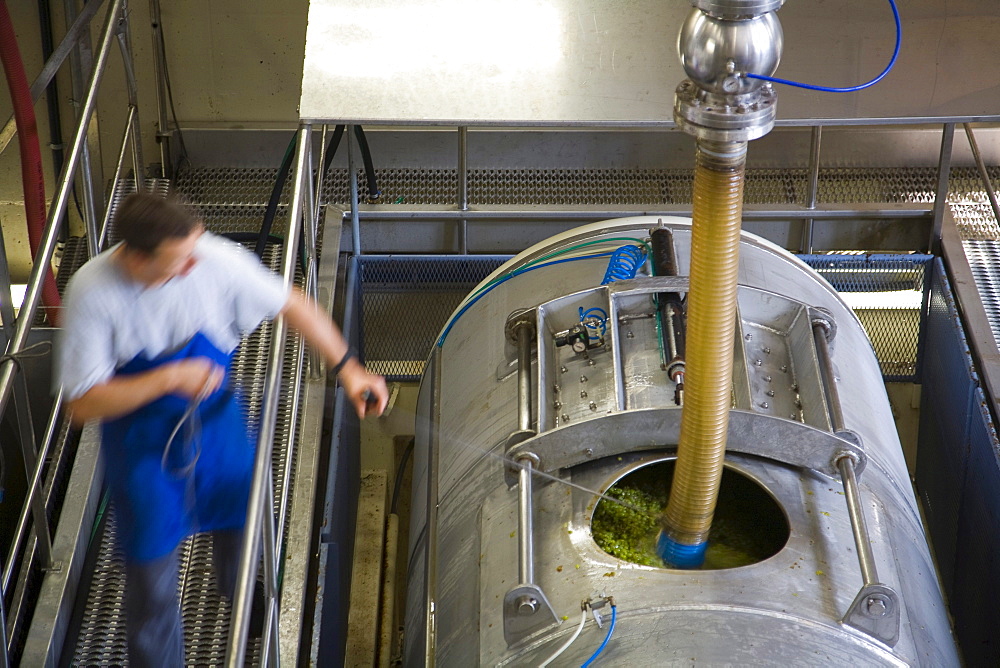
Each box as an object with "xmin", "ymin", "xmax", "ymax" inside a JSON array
[{"xmin": 102, "ymin": 332, "xmax": 255, "ymax": 563}]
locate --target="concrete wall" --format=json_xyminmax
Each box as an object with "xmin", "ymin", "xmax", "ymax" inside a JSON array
[
  {"xmin": 0, "ymin": 0, "xmax": 309, "ymax": 280},
  {"xmin": 2, "ymin": 2, "xmax": 1000, "ymax": 279}
]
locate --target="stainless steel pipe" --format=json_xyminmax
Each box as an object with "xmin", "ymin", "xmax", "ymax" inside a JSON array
[
  {"xmin": 837, "ymin": 455, "xmax": 879, "ymax": 586},
  {"xmin": 517, "ymin": 459, "xmax": 535, "ymax": 586}
]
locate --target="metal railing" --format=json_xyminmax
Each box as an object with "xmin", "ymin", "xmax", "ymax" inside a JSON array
[
  {"xmin": 226, "ymin": 123, "xmax": 323, "ymax": 666},
  {"xmin": 0, "ymin": 0, "xmax": 143, "ymax": 662}
]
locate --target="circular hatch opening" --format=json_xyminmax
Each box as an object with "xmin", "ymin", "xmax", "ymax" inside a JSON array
[{"xmin": 591, "ymin": 458, "xmax": 789, "ymax": 570}]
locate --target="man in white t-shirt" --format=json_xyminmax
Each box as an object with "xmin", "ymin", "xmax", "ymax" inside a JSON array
[{"xmin": 56, "ymin": 192, "xmax": 387, "ymax": 667}]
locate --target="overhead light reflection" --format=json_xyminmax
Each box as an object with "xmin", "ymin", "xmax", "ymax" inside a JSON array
[
  {"xmin": 318, "ymin": 1, "xmax": 562, "ymax": 76},
  {"xmin": 840, "ymin": 290, "xmax": 922, "ymax": 310}
]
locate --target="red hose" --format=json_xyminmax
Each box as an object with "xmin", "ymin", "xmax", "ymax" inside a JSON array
[{"xmin": 0, "ymin": 0, "xmax": 62, "ymax": 326}]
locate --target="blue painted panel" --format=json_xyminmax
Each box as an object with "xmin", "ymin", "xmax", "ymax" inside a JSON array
[
  {"xmin": 917, "ymin": 260, "xmax": 974, "ymax": 597},
  {"xmin": 952, "ymin": 388, "xmax": 1000, "ymax": 667}
]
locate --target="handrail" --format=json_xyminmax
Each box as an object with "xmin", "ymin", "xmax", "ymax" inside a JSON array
[
  {"xmin": 227, "ymin": 123, "xmax": 312, "ymax": 667},
  {"xmin": 2, "ymin": 389, "xmax": 63, "ymax": 593},
  {"xmin": 0, "ymin": 0, "xmax": 124, "ymax": 421},
  {"xmin": 3, "ymin": 107, "xmax": 141, "ymax": 608},
  {"xmin": 0, "ymin": 0, "xmax": 139, "ymax": 663},
  {"xmin": 99, "ymin": 105, "xmax": 138, "ymax": 248}
]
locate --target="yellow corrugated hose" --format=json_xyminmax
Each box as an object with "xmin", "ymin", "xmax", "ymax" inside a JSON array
[{"xmin": 659, "ymin": 139, "xmax": 747, "ymax": 566}]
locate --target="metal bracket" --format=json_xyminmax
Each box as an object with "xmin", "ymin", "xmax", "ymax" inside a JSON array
[
  {"xmin": 503, "ymin": 447, "xmax": 538, "ymax": 487},
  {"xmin": 506, "ymin": 409, "xmax": 866, "ymax": 479},
  {"xmin": 504, "ymin": 308, "xmax": 536, "ymax": 344},
  {"xmin": 809, "ymin": 306, "xmax": 838, "ymax": 343},
  {"xmin": 842, "ymin": 584, "xmax": 901, "ymax": 647},
  {"xmin": 502, "ymin": 584, "xmax": 560, "ymax": 647}
]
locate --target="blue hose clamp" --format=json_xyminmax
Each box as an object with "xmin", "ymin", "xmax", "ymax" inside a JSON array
[{"xmin": 656, "ymin": 531, "xmax": 707, "ymax": 569}]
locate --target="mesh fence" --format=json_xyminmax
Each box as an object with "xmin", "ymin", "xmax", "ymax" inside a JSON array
[
  {"xmin": 175, "ymin": 165, "xmax": 971, "ymax": 208},
  {"xmin": 800, "ymin": 254, "xmax": 932, "ymax": 381},
  {"xmin": 359, "ymin": 254, "xmax": 931, "ymax": 383},
  {"xmin": 357, "ymin": 256, "xmax": 509, "ymax": 379}
]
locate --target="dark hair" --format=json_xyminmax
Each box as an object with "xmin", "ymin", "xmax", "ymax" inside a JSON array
[{"xmin": 114, "ymin": 192, "xmax": 201, "ymax": 254}]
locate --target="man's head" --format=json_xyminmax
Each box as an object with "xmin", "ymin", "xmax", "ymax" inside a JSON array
[{"xmin": 114, "ymin": 193, "xmax": 204, "ymax": 287}]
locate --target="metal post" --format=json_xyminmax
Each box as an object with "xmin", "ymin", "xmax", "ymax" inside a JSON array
[
  {"xmin": 274, "ymin": 341, "xmax": 305, "ymax": 566},
  {"xmin": 348, "ymin": 125, "xmax": 362, "ymax": 256},
  {"xmin": 64, "ymin": 0, "xmax": 105, "ymax": 245},
  {"xmin": 99, "ymin": 106, "xmax": 138, "ymax": 250},
  {"xmin": 516, "ymin": 323, "xmax": 532, "ymax": 433},
  {"xmin": 458, "ymin": 127, "xmax": 469, "ymax": 254},
  {"xmin": 315, "ymin": 124, "xmax": 329, "ymax": 218},
  {"xmin": 301, "ymin": 131, "xmax": 323, "ymax": 375},
  {"xmin": 963, "ymin": 123, "xmax": 1000, "ymax": 226},
  {"xmin": 517, "ymin": 459, "xmax": 535, "ymax": 586},
  {"xmin": 302, "ymin": 133, "xmax": 319, "ymax": 297},
  {"xmin": 837, "ymin": 456, "xmax": 878, "ymax": 586},
  {"xmin": 148, "ymin": 0, "xmax": 173, "ymax": 176},
  {"xmin": 801, "ymin": 126, "xmax": 822, "ymax": 253},
  {"xmin": 79, "ymin": 143, "xmax": 101, "ymax": 255},
  {"xmin": 115, "ymin": 6, "xmax": 145, "ymax": 190},
  {"xmin": 812, "ymin": 320, "xmax": 845, "ymax": 433},
  {"xmin": 3, "ymin": 390, "xmax": 63, "ymax": 593},
  {"xmin": 0, "ymin": 227, "xmax": 54, "ymax": 577},
  {"xmin": 0, "ymin": 218, "xmax": 17, "ymax": 336},
  {"xmin": 0, "ymin": 0, "xmax": 124, "ymax": 438},
  {"xmin": 0, "ymin": 588, "xmax": 7, "ymax": 668},
  {"xmin": 260, "ymin": 459, "xmax": 280, "ymax": 668},
  {"xmin": 930, "ymin": 123, "xmax": 955, "ymax": 252},
  {"xmin": 424, "ymin": 351, "xmax": 441, "ymax": 666},
  {"xmin": 225, "ymin": 124, "xmax": 310, "ymax": 668}
]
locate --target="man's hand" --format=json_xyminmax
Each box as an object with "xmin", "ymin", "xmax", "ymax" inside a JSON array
[
  {"xmin": 67, "ymin": 357, "xmax": 226, "ymax": 425},
  {"xmin": 337, "ymin": 358, "xmax": 389, "ymax": 418},
  {"xmin": 165, "ymin": 358, "xmax": 226, "ymax": 400}
]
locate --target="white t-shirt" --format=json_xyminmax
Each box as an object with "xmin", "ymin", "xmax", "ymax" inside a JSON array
[{"xmin": 57, "ymin": 232, "xmax": 291, "ymax": 400}]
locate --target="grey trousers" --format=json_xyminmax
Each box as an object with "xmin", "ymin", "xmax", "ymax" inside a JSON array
[{"xmin": 123, "ymin": 530, "xmax": 242, "ymax": 668}]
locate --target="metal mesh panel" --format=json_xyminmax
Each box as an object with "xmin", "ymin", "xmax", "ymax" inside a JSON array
[
  {"xmin": 947, "ymin": 166, "xmax": 1000, "ymax": 240},
  {"xmin": 72, "ymin": 509, "xmax": 129, "ymax": 667},
  {"xmin": 816, "ymin": 167, "xmax": 939, "ymax": 204},
  {"xmin": 800, "ymin": 254, "xmax": 931, "ymax": 381},
  {"xmin": 962, "ymin": 240, "xmax": 1000, "ymax": 349},
  {"xmin": 358, "ymin": 256, "xmax": 509, "ymax": 379},
  {"xmin": 175, "ymin": 165, "xmax": 970, "ymax": 210},
  {"xmin": 359, "ymin": 254, "xmax": 929, "ymax": 383},
  {"xmin": 103, "ymin": 179, "xmax": 172, "ymax": 246},
  {"xmin": 70, "ymin": 511, "xmax": 264, "ymax": 667},
  {"xmin": 952, "ymin": 202, "xmax": 1000, "ymax": 240}
]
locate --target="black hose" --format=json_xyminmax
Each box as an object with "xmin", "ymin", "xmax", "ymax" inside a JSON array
[
  {"xmin": 256, "ymin": 125, "xmax": 346, "ymax": 271},
  {"xmin": 255, "ymin": 134, "xmax": 297, "ymax": 260},
  {"xmin": 37, "ymin": 0, "xmax": 65, "ymax": 196},
  {"xmin": 353, "ymin": 125, "xmax": 381, "ymax": 203},
  {"xmin": 223, "ymin": 232, "xmax": 284, "ymax": 247},
  {"xmin": 323, "ymin": 125, "xmax": 345, "ymax": 177},
  {"xmin": 390, "ymin": 438, "xmax": 414, "ymax": 516}
]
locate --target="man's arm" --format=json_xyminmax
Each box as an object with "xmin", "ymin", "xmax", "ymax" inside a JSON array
[
  {"xmin": 66, "ymin": 358, "xmax": 225, "ymax": 426},
  {"xmin": 280, "ymin": 288, "xmax": 389, "ymax": 417}
]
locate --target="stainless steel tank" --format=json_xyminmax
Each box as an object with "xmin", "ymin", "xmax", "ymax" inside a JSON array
[{"xmin": 405, "ymin": 216, "xmax": 959, "ymax": 666}]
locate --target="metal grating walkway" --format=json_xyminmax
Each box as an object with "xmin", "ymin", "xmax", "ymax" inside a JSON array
[{"xmin": 962, "ymin": 240, "xmax": 1000, "ymax": 348}]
